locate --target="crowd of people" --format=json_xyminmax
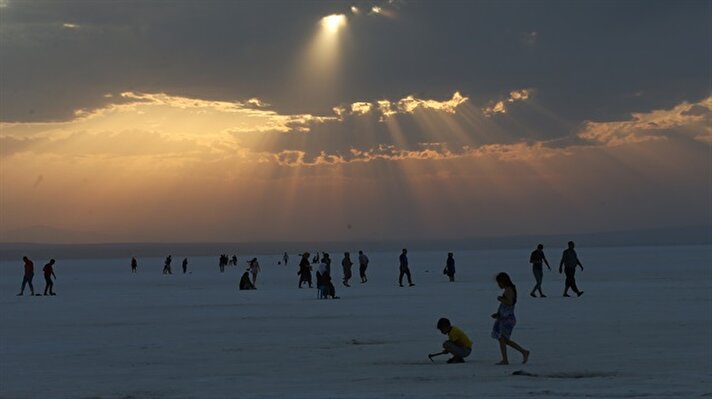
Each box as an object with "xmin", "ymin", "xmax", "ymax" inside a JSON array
[{"xmin": 16, "ymin": 241, "xmax": 587, "ymax": 365}]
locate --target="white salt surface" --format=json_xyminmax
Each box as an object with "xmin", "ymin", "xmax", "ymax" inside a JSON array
[{"xmin": 1, "ymin": 245, "xmax": 711, "ymax": 398}]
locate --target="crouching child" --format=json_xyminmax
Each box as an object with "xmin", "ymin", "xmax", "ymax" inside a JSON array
[{"xmin": 432, "ymin": 318, "xmax": 472, "ymax": 363}]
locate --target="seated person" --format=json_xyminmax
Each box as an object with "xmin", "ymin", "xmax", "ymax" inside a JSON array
[{"xmin": 239, "ymin": 271, "xmax": 256, "ymax": 290}]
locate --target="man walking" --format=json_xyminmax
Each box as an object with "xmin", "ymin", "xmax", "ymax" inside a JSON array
[
  {"xmin": 559, "ymin": 241, "xmax": 584, "ymax": 297},
  {"xmin": 17, "ymin": 256, "xmax": 35, "ymax": 296},
  {"xmin": 529, "ymin": 244, "xmax": 551, "ymax": 297},
  {"xmin": 358, "ymin": 250, "xmax": 369, "ymax": 283},
  {"xmin": 399, "ymin": 248, "xmax": 414, "ymax": 287},
  {"xmin": 43, "ymin": 259, "xmax": 57, "ymax": 296}
]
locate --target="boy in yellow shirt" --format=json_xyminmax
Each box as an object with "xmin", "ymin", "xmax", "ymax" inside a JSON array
[{"xmin": 431, "ymin": 318, "xmax": 472, "ymax": 363}]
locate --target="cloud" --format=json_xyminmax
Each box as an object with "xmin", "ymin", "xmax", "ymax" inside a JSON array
[
  {"xmin": 578, "ymin": 96, "xmax": 712, "ymax": 146},
  {"xmin": 483, "ymin": 89, "xmax": 530, "ymax": 116},
  {"xmin": 337, "ymin": 92, "xmax": 468, "ymax": 121}
]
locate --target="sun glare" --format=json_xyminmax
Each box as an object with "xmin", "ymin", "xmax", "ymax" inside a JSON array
[{"xmin": 321, "ymin": 14, "xmax": 346, "ymax": 33}]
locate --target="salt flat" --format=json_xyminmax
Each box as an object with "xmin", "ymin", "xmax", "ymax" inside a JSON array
[{"xmin": 1, "ymin": 245, "xmax": 710, "ymax": 398}]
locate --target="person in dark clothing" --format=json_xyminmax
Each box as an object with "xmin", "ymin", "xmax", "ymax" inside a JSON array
[
  {"xmin": 239, "ymin": 271, "xmax": 256, "ymax": 290},
  {"xmin": 182, "ymin": 258, "xmax": 188, "ymax": 274},
  {"xmin": 283, "ymin": 252, "xmax": 289, "ymax": 266},
  {"xmin": 43, "ymin": 259, "xmax": 56, "ymax": 296},
  {"xmin": 559, "ymin": 241, "xmax": 584, "ymax": 297},
  {"xmin": 358, "ymin": 250, "xmax": 369, "ymax": 283},
  {"xmin": 298, "ymin": 252, "xmax": 313, "ymax": 288},
  {"xmin": 131, "ymin": 256, "xmax": 138, "ymax": 273},
  {"xmin": 322, "ymin": 253, "xmax": 332, "ymax": 275},
  {"xmin": 316, "ymin": 260, "xmax": 339, "ymax": 299},
  {"xmin": 17, "ymin": 256, "xmax": 35, "ymax": 296},
  {"xmin": 529, "ymin": 244, "xmax": 551, "ymax": 297},
  {"xmin": 444, "ymin": 253, "xmax": 456, "ymax": 282},
  {"xmin": 163, "ymin": 255, "xmax": 172, "ymax": 274},
  {"xmin": 231, "ymin": 255, "xmax": 238, "ymax": 266},
  {"xmin": 399, "ymin": 248, "xmax": 414, "ymax": 287},
  {"xmin": 341, "ymin": 252, "xmax": 353, "ymax": 287}
]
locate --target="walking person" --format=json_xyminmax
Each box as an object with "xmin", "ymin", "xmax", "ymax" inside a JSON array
[
  {"xmin": 43, "ymin": 259, "xmax": 56, "ymax": 296},
  {"xmin": 529, "ymin": 244, "xmax": 551, "ymax": 297},
  {"xmin": 182, "ymin": 258, "xmax": 188, "ymax": 274},
  {"xmin": 248, "ymin": 258, "xmax": 260, "ymax": 287},
  {"xmin": 444, "ymin": 252, "xmax": 456, "ymax": 282},
  {"xmin": 17, "ymin": 256, "xmax": 35, "ymax": 296},
  {"xmin": 283, "ymin": 252, "xmax": 289, "ymax": 266},
  {"xmin": 131, "ymin": 256, "xmax": 138, "ymax": 273},
  {"xmin": 358, "ymin": 250, "xmax": 369, "ymax": 283},
  {"xmin": 163, "ymin": 255, "xmax": 172, "ymax": 274},
  {"xmin": 341, "ymin": 252, "xmax": 353, "ymax": 287},
  {"xmin": 398, "ymin": 248, "xmax": 414, "ymax": 287},
  {"xmin": 491, "ymin": 272, "xmax": 530, "ymax": 365},
  {"xmin": 298, "ymin": 252, "xmax": 313, "ymax": 288},
  {"xmin": 559, "ymin": 241, "xmax": 584, "ymax": 297}
]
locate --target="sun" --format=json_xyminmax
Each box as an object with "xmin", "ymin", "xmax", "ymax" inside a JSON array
[{"xmin": 321, "ymin": 14, "xmax": 346, "ymax": 33}]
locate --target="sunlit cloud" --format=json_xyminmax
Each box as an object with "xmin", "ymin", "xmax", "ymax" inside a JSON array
[
  {"xmin": 578, "ymin": 96, "xmax": 712, "ymax": 146},
  {"xmin": 350, "ymin": 102, "xmax": 373, "ymax": 115},
  {"xmin": 321, "ymin": 14, "xmax": 347, "ymax": 33},
  {"xmin": 350, "ymin": 6, "xmax": 360, "ymax": 14},
  {"xmin": 483, "ymin": 89, "xmax": 530, "ymax": 116},
  {"xmin": 62, "ymin": 23, "xmax": 80, "ymax": 30}
]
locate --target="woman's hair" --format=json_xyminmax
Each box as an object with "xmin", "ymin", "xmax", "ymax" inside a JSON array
[{"xmin": 496, "ymin": 272, "xmax": 517, "ymax": 304}]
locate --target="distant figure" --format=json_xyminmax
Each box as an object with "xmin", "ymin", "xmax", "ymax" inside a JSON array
[
  {"xmin": 163, "ymin": 255, "xmax": 172, "ymax": 274},
  {"xmin": 341, "ymin": 252, "xmax": 353, "ymax": 287},
  {"xmin": 559, "ymin": 241, "xmax": 584, "ymax": 297},
  {"xmin": 358, "ymin": 250, "xmax": 369, "ymax": 283},
  {"xmin": 491, "ymin": 272, "xmax": 529, "ymax": 365},
  {"xmin": 316, "ymin": 259, "xmax": 338, "ymax": 299},
  {"xmin": 43, "ymin": 259, "xmax": 56, "ymax": 296},
  {"xmin": 398, "ymin": 248, "xmax": 414, "ymax": 287},
  {"xmin": 283, "ymin": 252, "xmax": 289, "ymax": 266},
  {"xmin": 529, "ymin": 244, "xmax": 551, "ymax": 297},
  {"xmin": 312, "ymin": 251, "xmax": 320, "ymax": 264},
  {"xmin": 248, "ymin": 258, "xmax": 260, "ymax": 287},
  {"xmin": 17, "ymin": 256, "xmax": 35, "ymax": 296},
  {"xmin": 239, "ymin": 271, "xmax": 256, "ymax": 290},
  {"xmin": 131, "ymin": 256, "xmax": 138, "ymax": 273},
  {"xmin": 322, "ymin": 252, "xmax": 332, "ymax": 275},
  {"xmin": 444, "ymin": 253, "xmax": 456, "ymax": 282},
  {"xmin": 432, "ymin": 318, "xmax": 472, "ymax": 363},
  {"xmin": 298, "ymin": 252, "xmax": 313, "ymax": 288},
  {"xmin": 219, "ymin": 255, "xmax": 226, "ymax": 273},
  {"xmin": 182, "ymin": 258, "xmax": 188, "ymax": 274}
]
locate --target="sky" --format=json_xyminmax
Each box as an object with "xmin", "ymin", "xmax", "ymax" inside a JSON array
[{"xmin": 0, "ymin": 0, "xmax": 710, "ymax": 243}]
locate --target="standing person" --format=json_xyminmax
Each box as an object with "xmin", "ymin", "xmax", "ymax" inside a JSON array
[
  {"xmin": 316, "ymin": 257, "xmax": 339, "ymax": 299},
  {"xmin": 444, "ymin": 253, "xmax": 456, "ymax": 282},
  {"xmin": 182, "ymin": 258, "xmax": 188, "ymax": 274},
  {"xmin": 298, "ymin": 252, "xmax": 313, "ymax": 288},
  {"xmin": 219, "ymin": 255, "xmax": 226, "ymax": 273},
  {"xmin": 491, "ymin": 272, "xmax": 530, "ymax": 365},
  {"xmin": 398, "ymin": 248, "xmax": 414, "ymax": 287},
  {"xmin": 341, "ymin": 252, "xmax": 353, "ymax": 287},
  {"xmin": 430, "ymin": 318, "xmax": 472, "ymax": 363},
  {"xmin": 43, "ymin": 259, "xmax": 56, "ymax": 296},
  {"xmin": 529, "ymin": 244, "xmax": 551, "ymax": 297},
  {"xmin": 283, "ymin": 252, "xmax": 289, "ymax": 266},
  {"xmin": 358, "ymin": 250, "xmax": 369, "ymax": 283},
  {"xmin": 559, "ymin": 241, "xmax": 584, "ymax": 297},
  {"xmin": 17, "ymin": 256, "xmax": 35, "ymax": 296},
  {"xmin": 231, "ymin": 255, "xmax": 238, "ymax": 267},
  {"xmin": 322, "ymin": 253, "xmax": 332, "ymax": 275},
  {"xmin": 248, "ymin": 258, "xmax": 260, "ymax": 287},
  {"xmin": 131, "ymin": 256, "xmax": 138, "ymax": 273}
]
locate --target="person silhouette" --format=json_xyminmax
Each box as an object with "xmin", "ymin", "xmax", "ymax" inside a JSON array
[
  {"xmin": 298, "ymin": 252, "xmax": 313, "ymax": 288},
  {"xmin": 131, "ymin": 256, "xmax": 138, "ymax": 273},
  {"xmin": 358, "ymin": 250, "xmax": 369, "ymax": 283},
  {"xmin": 529, "ymin": 244, "xmax": 551, "ymax": 297},
  {"xmin": 559, "ymin": 241, "xmax": 584, "ymax": 297},
  {"xmin": 17, "ymin": 256, "xmax": 35, "ymax": 296},
  {"xmin": 182, "ymin": 258, "xmax": 188, "ymax": 274},
  {"xmin": 163, "ymin": 255, "xmax": 172, "ymax": 274},
  {"xmin": 444, "ymin": 253, "xmax": 456, "ymax": 282},
  {"xmin": 43, "ymin": 259, "xmax": 57, "ymax": 296},
  {"xmin": 341, "ymin": 252, "xmax": 353, "ymax": 287},
  {"xmin": 491, "ymin": 272, "xmax": 530, "ymax": 365},
  {"xmin": 399, "ymin": 248, "xmax": 414, "ymax": 287}
]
